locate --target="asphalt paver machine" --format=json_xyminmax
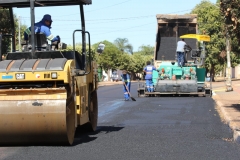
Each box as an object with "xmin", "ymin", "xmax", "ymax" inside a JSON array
[
  {"xmin": 0, "ymin": 0, "xmax": 99, "ymax": 145},
  {"xmin": 138, "ymin": 14, "xmax": 212, "ymax": 97},
  {"xmin": 138, "ymin": 34, "xmax": 212, "ymax": 97}
]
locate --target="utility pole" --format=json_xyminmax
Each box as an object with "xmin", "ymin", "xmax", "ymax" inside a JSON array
[
  {"xmin": 175, "ymin": 30, "xmax": 178, "ymax": 62},
  {"xmin": 225, "ymin": 32, "xmax": 233, "ymax": 92},
  {"xmin": 18, "ymin": 15, "xmax": 21, "ymax": 51}
]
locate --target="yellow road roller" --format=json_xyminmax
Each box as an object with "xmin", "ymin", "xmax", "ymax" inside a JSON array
[{"xmin": 0, "ymin": 0, "xmax": 98, "ymax": 145}]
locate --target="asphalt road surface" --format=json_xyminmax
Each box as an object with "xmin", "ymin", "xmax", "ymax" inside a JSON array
[{"xmin": 1, "ymin": 83, "xmax": 240, "ymax": 160}]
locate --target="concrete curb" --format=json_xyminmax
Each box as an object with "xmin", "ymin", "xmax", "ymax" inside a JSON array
[
  {"xmin": 98, "ymin": 81, "xmax": 138, "ymax": 88},
  {"xmin": 234, "ymin": 130, "xmax": 240, "ymax": 144},
  {"xmin": 98, "ymin": 83, "xmax": 122, "ymax": 88},
  {"xmin": 214, "ymin": 95, "xmax": 240, "ymax": 143}
]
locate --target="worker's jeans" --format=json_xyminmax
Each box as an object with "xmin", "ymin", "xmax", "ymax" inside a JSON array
[
  {"xmin": 123, "ymin": 82, "xmax": 131, "ymax": 100},
  {"xmin": 146, "ymin": 79, "xmax": 153, "ymax": 92},
  {"xmin": 177, "ymin": 52, "xmax": 185, "ymax": 67}
]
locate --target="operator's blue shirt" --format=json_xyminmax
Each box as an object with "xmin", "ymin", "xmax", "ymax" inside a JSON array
[
  {"xmin": 144, "ymin": 65, "xmax": 156, "ymax": 80},
  {"xmin": 24, "ymin": 20, "xmax": 59, "ymax": 42}
]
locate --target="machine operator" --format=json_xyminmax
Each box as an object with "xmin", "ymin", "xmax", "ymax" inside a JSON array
[
  {"xmin": 24, "ymin": 14, "xmax": 60, "ymax": 43},
  {"xmin": 176, "ymin": 38, "xmax": 191, "ymax": 67}
]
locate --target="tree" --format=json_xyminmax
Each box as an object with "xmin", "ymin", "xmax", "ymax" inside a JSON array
[
  {"xmin": 219, "ymin": 0, "xmax": 240, "ymax": 64},
  {"xmin": 114, "ymin": 44, "xmax": 153, "ymax": 80},
  {"xmin": 0, "ymin": 9, "xmax": 27, "ymax": 54},
  {"xmin": 219, "ymin": 0, "xmax": 240, "ymax": 75},
  {"xmin": 91, "ymin": 40, "xmax": 153, "ymax": 80},
  {"xmin": 94, "ymin": 41, "xmax": 122, "ymax": 76},
  {"xmin": 17, "ymin": 22, "xmax": 27, "ymax": 51},
  {"xmin": 0, "ymin": 9, "xmax": 12, "ymax": 55},
  {"xmin": 220, "ymin": 0, "xmax": 240, "ymax": 44},
  {"xmin": 191, "ymin": 0, "xmax": 227, "ymax": 81},
  {"xmin": 137, "ymin": 45, "xmax": 154, "ymax": 56},
  {"xmin": 128, "ymin": 54, "xmax": 152, "ymax": 80},
  {"xmin": 112, "ymin": 43, "xmax": 152, "ymax": 79},
  {"xmin": 114, "ymin": 38, "xmax": 133, "ymax": 54}
]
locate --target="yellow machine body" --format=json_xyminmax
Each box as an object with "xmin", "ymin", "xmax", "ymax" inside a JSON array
[
  {"xmin": 0, "ymin": 58, "xmax": 98, "ymax": 145},
  {"xmin": 0, "ymin": 0, "xmax": 97, "ymax": 145}
]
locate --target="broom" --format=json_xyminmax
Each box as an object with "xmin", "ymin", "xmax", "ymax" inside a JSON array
[{"xmin": 124, "ymin": 83, "xmax": 136, "ymax": 101}]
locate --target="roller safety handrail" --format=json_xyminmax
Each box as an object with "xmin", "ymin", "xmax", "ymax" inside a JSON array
[{"xmin": 73, "ymin": 29, "xmax": 91, "ymax": 76}]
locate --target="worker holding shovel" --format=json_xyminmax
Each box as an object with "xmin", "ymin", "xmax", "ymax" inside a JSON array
[
  {"xmin": 121, "ymin": 70, "xmax": 136, "ymax": 101},
  {"xmin": 121, "ymin": 70, "xmax": 131, "ymax": 101}
]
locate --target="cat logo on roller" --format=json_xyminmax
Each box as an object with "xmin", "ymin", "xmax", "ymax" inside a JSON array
[{"xmin": 16, "ymin": 73, "xmax": 25, "ymax": 80}]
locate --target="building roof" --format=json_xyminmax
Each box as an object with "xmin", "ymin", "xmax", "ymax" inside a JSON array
[{"xmin": 156, "ymin": 14, "xmax": 197, "ymax": 20}]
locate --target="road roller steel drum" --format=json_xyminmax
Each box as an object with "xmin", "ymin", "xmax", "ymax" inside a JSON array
[{"xmin": 0, "ymin": 58, "xmax": 76, "ymax": 145}]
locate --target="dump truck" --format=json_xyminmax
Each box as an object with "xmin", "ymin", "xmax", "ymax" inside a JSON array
[
  {"xmin": 138, "ymin": 14, "xmax": 212, "ymax": 97},
  {"xmin": 0, "ymin": 0, "xmax": 99, "ymax": 145}
]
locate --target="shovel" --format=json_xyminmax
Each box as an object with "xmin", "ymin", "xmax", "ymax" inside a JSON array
[{"xmin": 124, "ymin": 83, "xmax": 136, "ymax": 101}]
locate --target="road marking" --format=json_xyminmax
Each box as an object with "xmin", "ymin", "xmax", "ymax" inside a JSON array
[
  {"xmin": 213, "ymin": 89, "xmax": 226, "ymax": 92},
  {"xmin": 212, "ymin": 87, "xmax": 226, "ymax": 92}
]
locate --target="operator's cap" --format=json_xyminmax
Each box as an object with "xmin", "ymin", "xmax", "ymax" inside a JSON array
[{"xmin": 43, "ymin": 14, "xmax": 53, "ymax": 22}]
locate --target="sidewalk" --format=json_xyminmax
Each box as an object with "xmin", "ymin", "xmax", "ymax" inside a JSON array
[
  {"xmin": 98, "ymin": 79, "xmax": 240, "ymax": 143},
  {"xmin": 211, "ymin": 78, "xmax": 240, "ymax": 143},
  {"xmin": 98, "ymin": 81, "xmax": 123, "ymax": 87}
]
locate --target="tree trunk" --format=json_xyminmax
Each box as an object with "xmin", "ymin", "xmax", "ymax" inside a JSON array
[
  {"xmin": 130, "ymin": 72, "xmax": 136, "ymax": 81},
  {"xmin": 210, "ymin": 64, "xmax": 216, "ymax": 82},
  {"xmin": 223, "ymin": 62, "xmax": 226, "ymax": 78},
  {"xmin": 107, "ymin": 69, "xmax": 111, "ymax": 81}
]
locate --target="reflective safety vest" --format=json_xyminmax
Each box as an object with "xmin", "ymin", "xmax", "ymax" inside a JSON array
[
  {"xmin": 144, "ymin": 65, "xmax": 156, "ymax": 80},
  {"xmin": 24, "ymin": 21, "xmax": 59, "ymax": 42},
  {"xmin": 121, "ymin": 74, "xmax": 130, "ymax": 83}
]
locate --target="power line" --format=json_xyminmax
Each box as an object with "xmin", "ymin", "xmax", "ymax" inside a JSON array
[
  {"xmin": 19, "ymin": 9, "xmax": 193, "ymax": 22},
  {"xmin": 19, "ymin": 8, "xmax": 196, "ymax": 39},
  {"xmin": 86, "ymin": 0, "xmax": 132, "ymax": 13},
  {"xmin": 54, "ymin": 0, "xmax": 133, "ymax": 17},
  {"xmin": 93, "ymin": 22, "xmax": 155, "ymax": 36}
]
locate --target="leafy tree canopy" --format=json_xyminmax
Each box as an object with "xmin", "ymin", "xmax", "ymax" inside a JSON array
[
  {"xmin": 0, "ymin": 9, "xmax": 27, "ymax": 53},
  {"xmin": 94, "ymin": 40, "xmax": 122, "ymax": 71},
  {"xmin": 136, "ymin": 45, "xmax": 154, "ymax": 56},
  {"xmin": 220, "ymin": 0, "xmax": 240, "ymax": 44},
  {"xmin": 114, "ymin": 38, "xmax": 133, "ymax": 54},
  {"xmin": 0, "ymin": 9, "xmax": 12, "ymax": 54}
]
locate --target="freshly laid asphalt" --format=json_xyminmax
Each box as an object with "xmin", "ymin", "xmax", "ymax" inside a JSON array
[
  {"xmin": 210, "ymin": 79, "xmax": 240, "ymax": 143},
  {"xmin": 98, "ymin": 78, "xmax": 240, "ymax": 143}
]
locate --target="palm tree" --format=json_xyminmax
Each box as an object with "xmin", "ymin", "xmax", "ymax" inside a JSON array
[{"xmin": 114, "ymin": 38, "xmax": 133, "ymax": 54}]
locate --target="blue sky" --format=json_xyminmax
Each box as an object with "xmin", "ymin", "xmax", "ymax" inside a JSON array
[{"xmin": 13, "ymin": 0, "xmax": 217, "ymax": 51}]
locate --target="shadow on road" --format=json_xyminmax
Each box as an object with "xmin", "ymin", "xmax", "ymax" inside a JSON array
[
  {"xmin": 225, "ymin": 103, "xmax": 240, "ymax": 112},
  {"xmin": 72, "ymin": 125, "xmax": 124, "ymax": 146},
  {"xmin": 0, "ymin": 125, "xmax": 124, "ymax": 147}
]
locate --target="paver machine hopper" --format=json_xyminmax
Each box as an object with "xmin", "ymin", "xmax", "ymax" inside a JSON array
[{"xmin": 0, "ymin": 0, "xmax": 99, "ymax": 145}]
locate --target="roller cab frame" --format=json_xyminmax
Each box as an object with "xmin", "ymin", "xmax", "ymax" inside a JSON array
[{"xmin": 0, "ymin": 0, "xmax": 101, "ymax": 145}]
